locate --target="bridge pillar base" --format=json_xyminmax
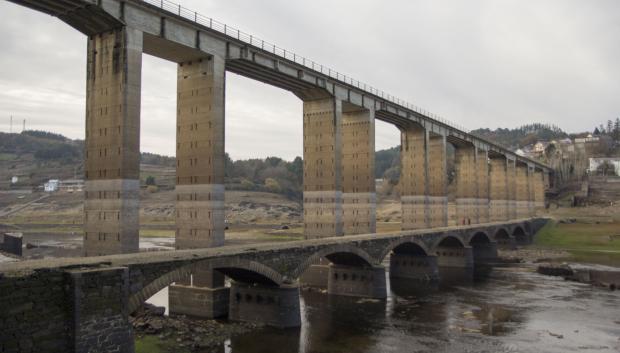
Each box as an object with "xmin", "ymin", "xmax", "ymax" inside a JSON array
[
  {"xmin": 169, "ymin": 284, "xmax": 230, "ymax": 318},
  {"xmin": 327, "ymin": 265, "xmax": 387, "ymax": 298},
  {"xmin": 436, "ymin": 246, "xmax": 474, "ymax": 281},
  {"xmin": 69, "ymin": 266, "xmax": 134, "ymax": 353},
  {"xmin": 299, "ymin": 258, "xmax": 330, "ymax": 288},
  {"xmin": 472, "ymin": 242, "xmax": 498, "ymax": 264},
  {"xmin": 389, "ymin": 254, "xmax": 439, "ymax": 281},
  {"xmin": 228, "ymin": 282, "xmax": 301, "ymax": 328}
]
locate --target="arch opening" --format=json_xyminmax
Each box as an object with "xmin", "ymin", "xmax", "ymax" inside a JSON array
[
  {"xmin": 436, "ymin": 235, "xmax": 465, "ymax": 249},
  {"xmin": 325, "ymin": 251, "xmax": 373, "ymax": 267},
  {"xmin": 469, "ymin": 232, "xmax": 491, "ymax": 246},
  {"xmin": 513, "ymin": 226, "xmax": 528, "ymax": 244},
  {"xmin": 392, "ymin": 242, "xmax": 429, "ymax": 256}
]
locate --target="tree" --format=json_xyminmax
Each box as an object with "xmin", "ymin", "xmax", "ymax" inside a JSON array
[
  {"xmin": 264, "ymin": 178, "xmax": 281, "ymax": 193},
  {"xmin": 607, "ymin": 120, "xmax": 614, "ymax": 136},
  {"xmin": 614, "ymin": 118, "xmax": 620, "ymax": 141},
  {"xmin": 593, "ymin": 127, "xmax": 601, "ymax": 135},
  {"xmin": 145, "ymin": 175, "xmax": 156, "ymax": 186}
]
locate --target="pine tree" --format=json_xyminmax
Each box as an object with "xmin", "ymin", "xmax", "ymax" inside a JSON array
[{"xmin": 594, "ymin": 127, "xmax": 601, "ymax": 135}]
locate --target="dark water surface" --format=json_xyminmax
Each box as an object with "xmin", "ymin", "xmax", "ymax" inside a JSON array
[{"xmin": 221, "ymin": 267, "xmax": 620, "ymax": 353}]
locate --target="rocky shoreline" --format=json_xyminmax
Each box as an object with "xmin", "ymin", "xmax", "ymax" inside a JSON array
[
  {"xmin": 131, "ymin": 304, "xmax": 263, "ymax": 353},
  {"xmin": 537, "ymin": 263, "xmax": 620, "ymax": 290}
]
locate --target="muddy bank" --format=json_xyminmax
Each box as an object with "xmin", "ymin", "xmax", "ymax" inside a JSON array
[
  {"xmin": 131, "ymin": 304, "xmax": 262, "ymax": 353},
  {"xmin": 497, "ymin": 248, "xmax": 570, "ymax": 263},
  {"xmin": 537, "ymin": 263, "xmax": 620, "ymax": 290}
]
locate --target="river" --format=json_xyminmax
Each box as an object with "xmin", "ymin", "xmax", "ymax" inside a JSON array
[{"xmin": 146, "ymin": 265, "xmax": 620, "ymax": 353}]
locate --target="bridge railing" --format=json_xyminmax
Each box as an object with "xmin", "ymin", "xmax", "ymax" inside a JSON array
[{"xmin": 140, "ymin": 0, "xmax": 470, "ymax": 133}]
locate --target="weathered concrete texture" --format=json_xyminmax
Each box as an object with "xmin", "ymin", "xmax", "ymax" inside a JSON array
[
  {"xmin": 341, "ymin": 108, "xmax": 376, "ymax": 235},
  {"xmin": 528, "ymin": 167, "xmax": 537, "ymax": 217},
  {"xmin": 428, "ymin": 135, "xmax": 448, "ymax": 227},
  {"xmin": 175, "ymin": 57, "xmax": 226, "ymax": 249},
  {"xmin": 69, "ymin": 267, "xmax": 134, "ymax": 353},
  {"xmin": 489, "ymin": 157, "xmax": 508, "ymax": 222},
  {"xmin": 168, "ymin": 284, "xmax": 229, "ymax": 318},
  {"xmin": 534, "ymin": 170, "xmax": 545, "ymax": 213},
  {"xmin": 389, "ymin": 254, "xmax": 439, "ymax": 281},
  {"xmin": 506, "ymin": 160, "xmax": 518, "ymax": 220},
  {"xmin": 476, "ymin": 150, "xmax": 490, "ymax": 223},
  {"xmin": 299, "ymin": 261, "xmax": 330, "ymax": 288},
  {"xmin": 471, "ymin": 242, "xmax": 498, "ymax": 264},
  {"xmin": 436, "ymin": 246, "xmax": 474, "ymax": 269},
  {"xmin": 455, "ymin": 146, "xmax": 477, "ymax": 225},
  {"xmin": 303, "ymin": 98, "xmax": 343, "ymax": 238},
  {"xmin": 400, "ymin": 126, "xmax": 428, "ymax": 230},
  {"xmin": 327, "ymin": 265, "xmax": 387, "ymax": 298},
  {"xmin": 83, "ymin": 27, "xmax": 142, "ymax": 256},
  {"xmin": 515, "ymin": 164, "xmax": 529, "ymax": 219},
  {"xmin": 228, "ymin": 282, "xmax": 301, "ymax": 328}
]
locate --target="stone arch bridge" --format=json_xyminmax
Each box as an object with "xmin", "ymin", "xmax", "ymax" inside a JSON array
[{"xmin": 0, "ymin": 219, "xmax": 546, "ymax": 353}]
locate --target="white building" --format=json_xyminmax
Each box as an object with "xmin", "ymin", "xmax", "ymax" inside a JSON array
[{"xmin": 44, "ymin": 179, "xmax": 60, "ymax": 192}]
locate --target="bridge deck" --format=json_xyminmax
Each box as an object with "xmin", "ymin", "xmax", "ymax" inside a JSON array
[{"xmin": 0, "ymin": 219, "xmax": 537, "ymax": 276}]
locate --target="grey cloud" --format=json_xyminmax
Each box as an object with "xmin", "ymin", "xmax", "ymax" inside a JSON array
[{"xmin": 0, "ymin": 0, "xmax": 618, "ymax": 159}]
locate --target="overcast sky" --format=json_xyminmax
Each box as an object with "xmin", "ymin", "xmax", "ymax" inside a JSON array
[{"xmin": 0, "ymin": 0, "xmax": 618, "ymax": 160}]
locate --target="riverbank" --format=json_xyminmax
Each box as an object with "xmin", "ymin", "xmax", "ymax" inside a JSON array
[
  {"xmin": 133, "ymin": 304, "xmax": 262, "ymax": 353},
  {"xmin": 532, "ymin": 219, "xmax": 620, "ymax": 267}
]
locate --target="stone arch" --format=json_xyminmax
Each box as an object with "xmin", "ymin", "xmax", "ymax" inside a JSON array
[
  {"xmin": 523, "ymin": 221, "xmax": 532, "ymax": 235},
  {"xmin": 292, "ymin": 243, "xmax": 376, "ymax": 279},
  {"xmin": 209, "ymin": 258, "xmax": 286, "ymax": 286},
  {"xmin": 512, "ymin": 225, "xmax": 529, "ymax": 244},
  {"xmin": 378, "ymin": 237, "xmax": 432, "ymax": 261},
  {"xmin": 128, "ymin": 258, "xmax": 285, "ymax": 314},
  {"xmin": 468, "ymin": 231, "xmax": 492, "ymax": 245},
  {"xmin": 430, "ymin": 234, "xmax": 467, "ymax": 252},
  {"xmin": 494, "ymin": 228, "xmax": 510, "ymax": 241}
]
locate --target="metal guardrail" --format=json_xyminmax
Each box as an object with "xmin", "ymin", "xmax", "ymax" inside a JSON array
[{"xmin": 140, "ymin": 0, "xmax": 470, "ymax": 133}]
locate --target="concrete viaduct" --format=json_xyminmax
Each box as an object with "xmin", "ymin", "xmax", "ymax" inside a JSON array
[{"xmin": 1, "ymin": 0, "xmax": 554, "ymax": 352}]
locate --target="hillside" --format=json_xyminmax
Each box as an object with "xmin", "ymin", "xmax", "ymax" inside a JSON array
[{"xmin": 471, "ymin": 123, "xmax": 568, "ymax": 149}]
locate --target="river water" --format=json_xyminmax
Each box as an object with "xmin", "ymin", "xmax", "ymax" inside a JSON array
[{"xmin": 147, "ymin": 265, "xmax": 620, "ymax": 353}]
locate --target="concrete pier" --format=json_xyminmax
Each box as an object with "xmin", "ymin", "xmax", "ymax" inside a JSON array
[
  {"xmin": 471, "ymin": 242, "xmax": 498, "ymax": 264},
  {"xmin": 171, "ymin": 56, "xmax": 227, "ymax": 318},
  {"xmin": 83, "ymin": 28, "xmax": 142, "ymax": 256},
  {"xmin": 400, "ymin": 126, "xmax": 428, "ymax": 230},
  {"xmin": 476, "ymin": 149, "xmax": 490, "ymax": 224},
  {"xmin": 534, "ymin": 170, "xmax": 545, "ymax": 214},
  {"xmin": 428, "ymin": 135, "xmax": 448, "ymax": 227},
  {"xmin": 228, "ymin": 282, "xmax": 301, "ymax": 328},
  {"xmin": 341, "ymin": 107, "xmax": 376, "ymax": 235},
  {"xmin": 436, "ymin": 246, "xmax": 474, "ymax": 271},
  {"xmin": 515, "ymin": 163, "xmax": 529, "ymax": 219},
  {"xmin": 489, "ymin": 157, "xmax": 508, "ymax": 222},
  {"xmin": 455, "ymin": 145, "xmax": 477, "ymax": 225},
  {"xmin": 303, "ymin": 98, "xmax": 343, "ymax": 239},
  {"xmin": 506, "ymin": 159, "xmax": 518, "ymax": 220},
  {"xmin": 389, "ymin": 253, "xmax": 439, "ymax": 281},
  {"xmin": 328, "ymin": 264, "xmax": 387, "ymax": 298}
]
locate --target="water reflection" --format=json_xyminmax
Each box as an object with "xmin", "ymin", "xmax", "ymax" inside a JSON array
[{"xmin": 147, "ymin": 267, "xmax": 620, "ymax": 353}]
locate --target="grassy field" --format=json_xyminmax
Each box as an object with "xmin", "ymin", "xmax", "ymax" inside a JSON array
[{"xmin": 533, "ymin": 220, "xmax": 620, "ymax": 266}]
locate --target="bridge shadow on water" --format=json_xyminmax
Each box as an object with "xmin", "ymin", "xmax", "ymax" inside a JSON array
[{"xmin": 213, "ymin": 267, "xmax": 526, "ymax": 353}]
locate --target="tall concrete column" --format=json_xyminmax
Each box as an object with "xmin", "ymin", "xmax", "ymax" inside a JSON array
[
  {"xmin": 400, "ymin": 125, "xmax": 428, "ymax": 230},
  {"xmin": 489, "ymin": 157, "xmax": 508, "ymax": 222},
  {"xmin": 506, "ymin": 159, "xmax": 517, "ymax": 220},
  {"xmin": 303, "ymin": 97, "xmax": 343, "ymax": 239},
  {"xmin": 476, "ymin": 149, "xmax": 490, "ymax": 223},
  {"xmin": 83, "ymin": 27, "xmax": 142, "ymax": 257},
  {"xmin": 515, "ymin": 163, "xmax": 529, "ymax": 219},
  {"xmin": 534, "ymin": 170, "xmax": 545, "ymax": 214},
  {"xmin": 455, "ymin": 145, "xmax": 477, "ymax": 225},
  {"xmin": 170, "ymin": 56, "xmax": 228, "ymax": 318},
  {"xmin": 428, "ymin": 134, "xmax": 448, "ymax": 227},
  {"xmin": 341, "ymin": 108, "xmax": 375, "ymax": 235},
  {"xmin": 528, "ymin": 166, "xmax": 537, "ymax": 217},
  {"xmin": 175, "ymin": 57, "xmax": 225, "ymax": 249}
]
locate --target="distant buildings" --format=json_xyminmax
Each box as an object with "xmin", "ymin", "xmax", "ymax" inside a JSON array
[{"xmin": 43, "ymin": 179, "xmax": 84, "ymax": 193}]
